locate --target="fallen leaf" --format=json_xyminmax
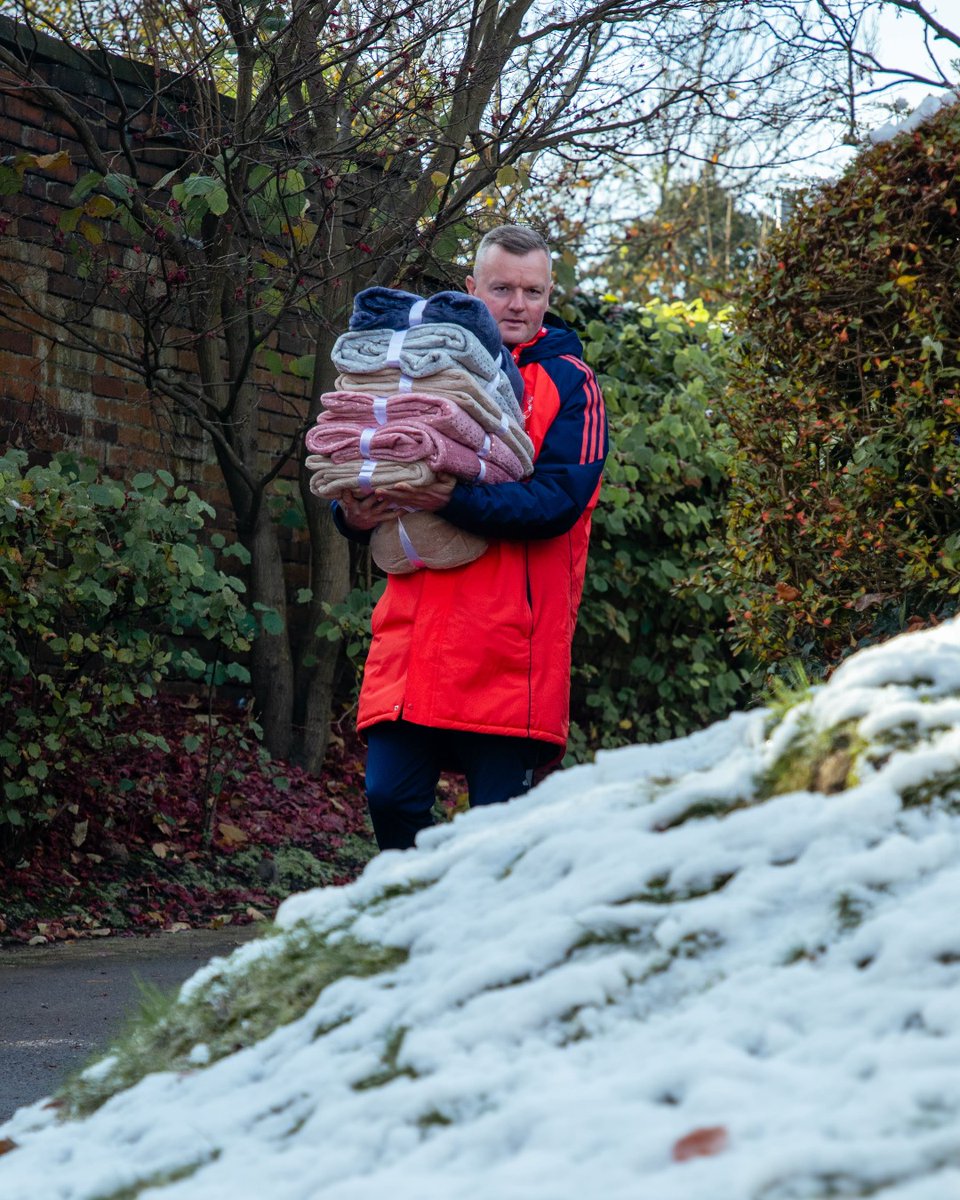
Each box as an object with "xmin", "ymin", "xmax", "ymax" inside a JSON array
[
  {"xmin": 71, "ymin": 819, "xmax": 89, "ymax": 848},
  {"xmin": 0, "ymin": 1138, "xmax": 18, "ymax": 1156},
  {"xmin": 32, "ymin": 150, "xmax": 71, "ymax": 172},
  {"xmin": 816, "ymin": 750, "xmax": 852, "ymax": 794},
  {"xmin": 151, "ymin": 841, "xmax": 169, "ymax": 858},
  {"xmin": 246, "ymin": 906, "xmax": 269, "ymax": 921},
  {"xmin": 217, "ymin": 822, "xmax": 248, "ymax": 847},
  {"xmin": 672, "ymin": 1125, "xmax": 729, "ymax": 1162},
  {"xmin": 28, "ymin": 935, "xmax": 47, "ymax": 946}
]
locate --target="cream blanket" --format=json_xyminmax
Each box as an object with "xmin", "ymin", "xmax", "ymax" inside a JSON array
[
  {"xmin": 305, "ymin": 456, "xmax": 436, "ymax": 499},
  {"xmin": 371, "ymin": 511, "xmax": 488, "ymax": 575}
]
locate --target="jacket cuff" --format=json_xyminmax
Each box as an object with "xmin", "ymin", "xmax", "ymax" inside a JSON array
[{"xmin": 331, "ymin": 500, "xmax": 372, "ymax": 545}]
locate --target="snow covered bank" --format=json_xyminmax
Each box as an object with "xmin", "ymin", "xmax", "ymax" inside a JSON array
[{"xmin": 4, "ymin": 620, "xmax": 960, "ymax": 1198}]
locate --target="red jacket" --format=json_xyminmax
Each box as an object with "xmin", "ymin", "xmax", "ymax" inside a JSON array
[{"xmin": 354, "ymin": 316, "xmax": 607, "ymax": 750}]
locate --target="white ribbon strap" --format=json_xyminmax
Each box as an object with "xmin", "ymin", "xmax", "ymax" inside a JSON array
[
  {"xmin": 478, "ymin": 434, "xmax": 491, "ymax": 460},
  {"xmin": 356, "ymin": 460, "xmax": 377, "ymax": 493},
  {"xmin": 499, "ymin": 411, "xmax": 510, "ymax": 433},
  {"xmin": 475, "ymin": 460, "xmax": 488, "ymax": 482},
  {"xmin": 385, "ymin": 328, "xmax": 407, "ymax": 368},
  {"xmin": 397, "ymin": 373, "xmax": 415, "ymax": 393},
  {"xmin": 372, "ymin": 395, "xmax": 389, "ymax": 424},
  {"xmin": 359, "ymin": 427, "xmax": 377, "ymax": 457},
  {"xmin": 397, "ymin": 517, "xmax": 426, "ymax": 569},
  {"xmin": 407, "ymin": 298, "xmax": 427, "ymax": 327}
]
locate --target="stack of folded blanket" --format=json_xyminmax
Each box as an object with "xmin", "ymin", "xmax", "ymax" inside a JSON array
[{"xmin": 305, "ymin": 287, "xmax": 534, "ymax": 574}]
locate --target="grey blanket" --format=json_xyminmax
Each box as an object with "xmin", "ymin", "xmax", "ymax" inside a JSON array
[
  {"xmin": 332, "ymin": 325, "xmax": 523, "ymax": 425},
  {"xmin": 350, "ymin": 286, "xmax": 524, "ymax": 405}
]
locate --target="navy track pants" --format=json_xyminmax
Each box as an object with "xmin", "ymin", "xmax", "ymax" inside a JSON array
[{"xmin": 365, "ymin": 719, "xmax": 551, "ymax": 851}]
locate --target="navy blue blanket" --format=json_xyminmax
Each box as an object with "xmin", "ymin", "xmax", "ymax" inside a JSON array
[{"xmin": 351, "ymin": 286, "xmax": 524, "ymax": 404}]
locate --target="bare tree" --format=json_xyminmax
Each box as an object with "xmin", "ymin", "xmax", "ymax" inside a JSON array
[{"xmin": 0, "ymin": 0, "xmax": 925, "ymax": 766}]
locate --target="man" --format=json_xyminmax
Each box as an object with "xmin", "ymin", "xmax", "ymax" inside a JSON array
[{"xmin": 334, "ymin": 225, "xmax": 607, "ymax": 851}]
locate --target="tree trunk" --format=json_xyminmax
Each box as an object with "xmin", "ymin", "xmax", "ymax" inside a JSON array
[
  {"xmin": 243, "ymin": 499, "xmax": 297, "ymax": 761},
  {"xmin": 207, "ymin": 361, "xmax": 297, "ymax": 762},
  {"xmin": 295, "ymin": 321, "xmax": 352, "ymax": 772},
  {"xmin": 297, "ymin": 498, "xmax": 351, "ymax": 772}
]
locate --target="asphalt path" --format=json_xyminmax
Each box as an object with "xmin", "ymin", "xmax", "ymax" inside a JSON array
[{"xmin": 0, "ymin": 927, "xmax": 263, "ymax": 1124}]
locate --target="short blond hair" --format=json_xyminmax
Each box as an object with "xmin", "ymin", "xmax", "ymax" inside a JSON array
[{"xmin": 475, "ymin": 225, "xmax": 551, "ymax": 270}]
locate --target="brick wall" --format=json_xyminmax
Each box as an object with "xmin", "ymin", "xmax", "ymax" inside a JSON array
[{"xmin": 0, "ymin": 16, "xmax": 311, "ymax": 574}]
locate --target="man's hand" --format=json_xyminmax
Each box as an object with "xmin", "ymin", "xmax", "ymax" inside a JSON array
[
  {"xmin": 376, "ymin": 474, "xmax": 456, "ymax": 512},
  {"xmin": 335, "ymin": 490, "xmax": 401, "ymax": 531}
]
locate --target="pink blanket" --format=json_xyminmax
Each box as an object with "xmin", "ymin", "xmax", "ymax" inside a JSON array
[
  {"xmin": 305, "ymin": 412, "xmax": 525, "ymax": 483},
  {"xmin": 313, "ymin": 390, "xmax": 486, "ymax": 452},
  {"xmin": 333, "ymin": 371, "xmax": 534, "ymax": 471}
]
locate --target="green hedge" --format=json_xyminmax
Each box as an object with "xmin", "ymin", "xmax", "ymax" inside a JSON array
[
  {"xmin": 569, "ymin": 298, "xmax": 754, "ymax": 757},
  {"xmin": 717, "ymin": 98, "xmax": 960, "ymax": 673},
  {"xmin": 0, "ymin": 452, "xmax": 250, "ymax": 859}
]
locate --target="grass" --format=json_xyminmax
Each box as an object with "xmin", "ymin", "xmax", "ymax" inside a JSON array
[{"xmin": 60, "ymin": 923, "xmax": 408, "ymax": 1118}]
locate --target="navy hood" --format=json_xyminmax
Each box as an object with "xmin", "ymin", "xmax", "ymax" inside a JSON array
[{"xmin": 513, "ymin": 312, "xmax": 585, "ymax": 367}]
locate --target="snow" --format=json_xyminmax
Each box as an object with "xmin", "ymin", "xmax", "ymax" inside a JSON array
[
  {"xmin": 867, "ymin": 88, "xmax": 960, "ymax": 144},
  {"xmin": 5, "ymin": 620, "xmax": 960, "ymax": 1198}
]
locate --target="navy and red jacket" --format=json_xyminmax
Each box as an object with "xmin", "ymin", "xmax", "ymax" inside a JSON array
[{"xmin": 345, "ymin": 314, "xmax": 608, "ymax": 749}]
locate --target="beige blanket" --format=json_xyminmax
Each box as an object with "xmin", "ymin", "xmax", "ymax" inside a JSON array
[
  {"xmin": 371, "ymin": 511, "xmax": 488, "ymax": 575},
  {"xmin": 305, "ymin": 456, "xmax": 436, "ymax": 499}
]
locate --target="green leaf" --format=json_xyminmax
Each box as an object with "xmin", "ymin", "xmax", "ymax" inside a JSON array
[
  {"xmin": 207, "ymin": 186, "xmax": 229, "ymax": 216},
  {"xmin": 288, "ymin": 354, "xmax": 315, "ymax": 379},
  {"xmin": 152, "ymin": 167, "xmax": 180, "ymax": 191},
  {"xmin": 263, "ymin": 349, "xmax": 284, "ymax": 375},
  {"xmin": 253, "ymin": 604, "xmax": 284, "ymax": 636},
  {"xmin": 181, "ymin": 174, "xmax": 220, "ymax": 198},
  {"xmin": 103, "ymin": 172, "xmax": 135, "ymax": 199},
  {"xmin": 0, "ymin": 165, "xmax": 22, "ymax": 196},
  {"xmin": 70, "ymin": 171, "xmax": 102, "ymax": 203},
  {"xmin": 58, "ymin": 207, "xmax": 82, "ymax": 234}
]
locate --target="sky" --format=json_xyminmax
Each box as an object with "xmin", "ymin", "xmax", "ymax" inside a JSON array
[{"xmin": 3, "ymin": 616, "xmax": 960, "ymax": 1198}]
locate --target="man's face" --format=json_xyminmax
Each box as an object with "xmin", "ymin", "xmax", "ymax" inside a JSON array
[{"xmin": 466, "ymin": 245, "xmax": 553, "ymax": 347}]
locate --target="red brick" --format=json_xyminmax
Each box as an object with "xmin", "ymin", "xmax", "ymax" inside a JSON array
[
  {"xmin": 90, "ymin": 373, "xmax": 133, "ymax": 400},
  {"xmin": 19, "ymin": 126, "xmax": 62, "ymax": 155},
  {"xmin": 4, "ymin": 93, "xmax": 58, "ymax": 130},
  {"xmin": 92, "ymin": 419, "xmax": 118, "ymax": 443},
  {"xmin": 0, "ymin": 330, "xmax": 35, "ymax": 355}
]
